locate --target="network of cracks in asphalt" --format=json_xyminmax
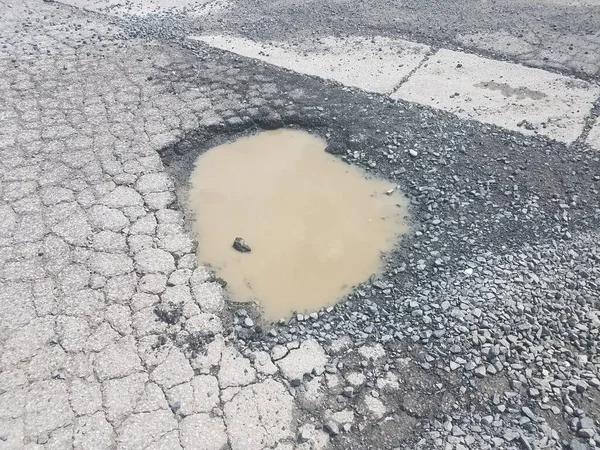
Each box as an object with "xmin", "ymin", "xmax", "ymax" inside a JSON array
[{"xmin": 154, "ymin": 49, "xmax": 599, "ymax": 449}]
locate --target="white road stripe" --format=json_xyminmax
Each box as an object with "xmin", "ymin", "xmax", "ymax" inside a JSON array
[
  {"xmin": 392, "ymin": 49, "xmax": 600, "ymax": 144},
  {"xmin": 190, "ymin": 34, "xmax": 600, "ymax": 145},
  {"xmin": 190, "ymin": 35, "xmax": 431, "ymax": 94}
]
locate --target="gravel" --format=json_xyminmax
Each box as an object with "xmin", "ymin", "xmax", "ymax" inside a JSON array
[{"xmin": 97, "ymin": 10, "xmax": 600, "ymax": 448}]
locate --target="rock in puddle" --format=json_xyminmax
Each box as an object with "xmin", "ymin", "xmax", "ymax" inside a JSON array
[{"xmin": 232, "ymin": 237, "xmax": 251, "ymax": 253}]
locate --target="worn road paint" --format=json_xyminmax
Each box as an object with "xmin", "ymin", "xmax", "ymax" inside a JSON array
[
  {"xmin": 191, "ymin": 34, "xmax": 600, "ymax": 144},
  {"xmin": 393, "ymin": 49, "xmax": 600, "ymax": 144},
  {"xmin": 189, "ymin": 35, "xmax": 431, "ymax": 94}
]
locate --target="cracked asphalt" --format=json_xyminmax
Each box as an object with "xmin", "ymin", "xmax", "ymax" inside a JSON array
[{"xmin": 1, "ymin": 0, "xmax": 600, "ymax": 449}]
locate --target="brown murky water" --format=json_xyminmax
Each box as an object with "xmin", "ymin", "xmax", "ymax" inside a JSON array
[{"xmin": 188, "ymin": 129, "xmax": 409, "ymax": 320}]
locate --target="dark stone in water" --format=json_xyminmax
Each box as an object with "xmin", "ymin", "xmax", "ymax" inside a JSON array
[{"xmin": 233, "ymin": 237, "xmax": 251, "ymax": 253}]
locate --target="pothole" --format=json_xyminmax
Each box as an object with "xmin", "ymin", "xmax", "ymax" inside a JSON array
[{"xmin": 187, "ymin": 128, "xmax": 409, "ymax": 320}]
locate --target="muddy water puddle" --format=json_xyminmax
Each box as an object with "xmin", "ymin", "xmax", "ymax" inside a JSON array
[{"xmin": 188, "ymin": 129, "xmax": 409, "ymax": 320}]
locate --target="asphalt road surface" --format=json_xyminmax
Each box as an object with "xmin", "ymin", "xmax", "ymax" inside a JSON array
[{"xmin": 0, "ymin": 0, "xmax": 599, "ymax": 449}]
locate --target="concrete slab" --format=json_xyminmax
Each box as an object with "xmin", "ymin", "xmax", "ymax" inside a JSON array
[
  {"xmin": 587, "ymin": 118, "xmax": 600, "ymax": 150},
  {"xmin": 189, "ymin": 35, "xmax": 431, "ymax": 94},
  {"xmin": 392, "ymin": 49, "xmax": 600, "ymax": 144}
]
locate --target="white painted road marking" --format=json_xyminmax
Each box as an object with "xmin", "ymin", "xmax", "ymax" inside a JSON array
[
  {"xmin": 392, "ymin": 49, "xmax": 600, "ymax": 144},
  {"xmin": 191, "ymin": 35, "xmax": 431, "ymax": 94},
  {"xmin": 190, "ymin": 34, "xmax": 600, "ymax": 146}
]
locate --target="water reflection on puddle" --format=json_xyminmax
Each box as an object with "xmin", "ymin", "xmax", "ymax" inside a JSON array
[{"xmin": 188, "ymin": 129, "xmax": 409, "ymax": 320}]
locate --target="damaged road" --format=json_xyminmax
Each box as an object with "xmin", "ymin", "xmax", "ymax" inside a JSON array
[{"xmin": 0, "ymin": 0, "xmax": 599, "ymax": 450}]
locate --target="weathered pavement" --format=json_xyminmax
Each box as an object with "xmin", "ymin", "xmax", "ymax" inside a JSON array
[{"xmin": 1, "ymin": 0, "xmax": 600, "ymax": 449}]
